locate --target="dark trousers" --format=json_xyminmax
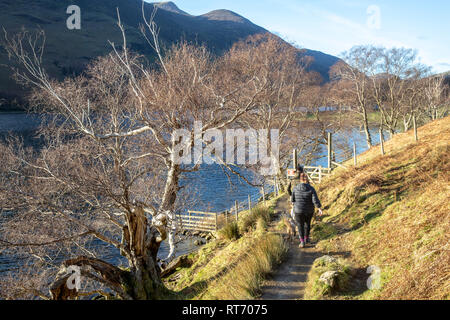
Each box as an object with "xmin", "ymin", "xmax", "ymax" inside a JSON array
[{"xmin": 294, "ymin": 212, "xmax": 313, "ymax": 241}]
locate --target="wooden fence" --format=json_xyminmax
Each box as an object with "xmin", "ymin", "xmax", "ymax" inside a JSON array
[
  {"xmin": 303, "ymin": 166, "xmax": 333, "ymax": 184},
  {"xmin": 299, "ymin": 121, "xmax": 422, "ymax": 183},
  {"xmin": 177, "ymin": 211, "xmax": 217, "ymax": 232},
  {"xmin": 177, "ymin": 187, "xmax": 273, "ymax": 232},
  {"xmin": 215, "ymin": 189, "xmax": 271, "ymax": 230}
]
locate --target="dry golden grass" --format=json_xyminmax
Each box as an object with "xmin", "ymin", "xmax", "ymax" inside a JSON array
[
  {"xmin": 201, "ymin": 231, "xmax": 287, "ymax": 300},
  {"xmin": 313, "ymin": 116, "xmax": 450, "ymax": 300}
]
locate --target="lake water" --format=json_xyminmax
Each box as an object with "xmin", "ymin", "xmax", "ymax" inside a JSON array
[{"xmin": 0, "ymin": 112, "xmax": 383, "ymax": 272}]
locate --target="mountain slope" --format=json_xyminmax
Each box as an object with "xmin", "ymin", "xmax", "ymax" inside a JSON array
[
  {"xmin": 201, "ymin": 9, "xmax": 252, "ymax": 23},
  {"xmin": 0, "ymin": 0, "xmax": 340, "ymax": 110},
  {"xmin": 154, "ymin": 1, "xmax": 189, "ymax": 15}
]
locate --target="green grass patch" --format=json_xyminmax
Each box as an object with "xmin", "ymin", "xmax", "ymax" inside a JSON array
[
  {"xmin": 304, "ymin": 256, "xmax": 352, "ymax": 300},
  {"xmin": 312, "ymin": 222, "xmax": 339, "ymax": 240}
]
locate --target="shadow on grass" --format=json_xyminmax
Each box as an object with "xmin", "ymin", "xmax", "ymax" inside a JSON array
[
  {"xmin": 338, "ymin": 267, "xmax": 371, "ymax": 298},
  {"xmin": 172, "ymin": 280, "xmax": 209, "ymax": 300},
  {"xmin": 170, "ymin": 247, "xmax": 248, "ymax": 300},
  {"xmin": 324, "ymin": 251, "xmax": 352, "ymax": 259}
]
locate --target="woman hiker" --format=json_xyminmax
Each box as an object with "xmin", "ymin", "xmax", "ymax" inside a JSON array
[
  {"xmin": 291, "ymin": 172, "xmax": 323, "ymax": 248},
  {"xmin": 287, "ymin": 165, "xmax": 304, "ymax": 197}
]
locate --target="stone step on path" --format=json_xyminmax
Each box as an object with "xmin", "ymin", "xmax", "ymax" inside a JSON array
[{"xmin": 259, "ymin": 195, "xmax": 322, "ymax": 300}]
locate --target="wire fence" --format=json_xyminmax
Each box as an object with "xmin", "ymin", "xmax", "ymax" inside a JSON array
[{"xmin": 178, "ymin": 122, "xmax": 423, "ymax": 233}]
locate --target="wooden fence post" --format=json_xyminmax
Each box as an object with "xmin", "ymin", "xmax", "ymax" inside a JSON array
[
  {"xmin": 327, "ymin": 132, "xmax": 332, "ymax": 169},
  {"xmin": 413, "ymin": 114, "xmax": 418, "ymax": 142},
  {"xmin": 274, "ymin": 176, "xmax": 278, "ymax": 196},
  {"xmin": 262, "ymin": 186, "xmax": 266, "ymax": 205},
  {"xmin": 380, "ymin": 128, "xmax": 385, "ymax": 155},
  {"xmin": 235, "ymin": 200, "xmax": 239, "ymax": 222},
  {"xmin": 225, "ymin": 211, "xmax": 228, "ymax": 225},
  {"xmin": 293, "ymin": 149, "xmax": 298, "ymax": 169},
  {"xmin": 276, "ymin": 176, "xmax": 279, "ymax": 195},
  {"xmin": 188, "ymin": 211, "xmax": 191, "ymax": 229},
  {"xmin": 248, "ymin": 194, "xmax": 252, "ymax": 211},
  {"xmin": 319, "ymin": 165, "xmax": 322, "ymax": 183},
  {"xmin": 353, "ymin": 142, "xmax": 357, "ymax": 166},
  {"xmin": 215, "ymin": 213, "xmax": 218, "ymax": 231}
]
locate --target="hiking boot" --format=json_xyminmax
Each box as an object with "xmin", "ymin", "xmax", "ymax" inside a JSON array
[
  {"xmin": 305, "ymin": 237, "xmax": 310, "ymax": 244},
  {"xmin": 299, "ymin": 241, "xmax": 305, "ymax": 248}
]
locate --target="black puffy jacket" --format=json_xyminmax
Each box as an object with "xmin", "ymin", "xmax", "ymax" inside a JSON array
[{"xmin": 291, "ymin": 183, "xmax": 321, "ymax": 215}]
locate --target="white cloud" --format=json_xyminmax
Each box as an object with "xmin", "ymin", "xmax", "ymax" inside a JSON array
[
  {"xmin": 264, "ymin": 0, "xmax": 449, "ymax": 73},
  {"xmin": 270, "ymin": 4, "xmax": 408, "ymax": 56}
]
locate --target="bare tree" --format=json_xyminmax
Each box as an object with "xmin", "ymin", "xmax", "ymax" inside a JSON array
[
  {"xmin": 330, "ymin": 46, "xmax": 380, "ymax": 148},
  {"xmin": 370, "ymin": 47, "xmax": 427, "ymax": 137},
  {"xmin": 0, "ymin": 8, "xmax": 266, "ymax": 299},
  {"xmin": 397, "ymin": 68, "xmax": 429, "ymax": 132},
  {"xmin": 223, "ymin": 34, "xmax": 323, "ymax": 190},
  {"xmin": 421, "ymin": 74, "xmax": 449, "ymax": 121},
  {"xmin": 304, "ymin": 83, "xmax": 348, "ymax": 159}
]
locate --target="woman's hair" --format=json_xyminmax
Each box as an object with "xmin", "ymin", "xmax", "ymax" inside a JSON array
[{"xmin": 299, "ymin": 173, "xmax": 309, "ymax": 184}]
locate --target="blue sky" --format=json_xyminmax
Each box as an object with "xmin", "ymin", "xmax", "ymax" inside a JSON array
[{"xmin": 153, "ymin": 0, "xmax": 450, "ymax": 73}]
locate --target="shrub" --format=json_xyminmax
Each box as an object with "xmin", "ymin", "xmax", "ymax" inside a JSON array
[
  {"xmin": 240, "ymin": 206, "xmax": 271, "ymax": 233},
  {"xmin": 255, "ymin": 217, "xmax": 268, "ymax": 233},
  {"xmin": 219, "ymin": 221, "xmax": 240, "ymax": 241}
]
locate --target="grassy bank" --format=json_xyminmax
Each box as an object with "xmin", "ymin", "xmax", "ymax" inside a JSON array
[
  {"xmin": 305, "ymin": 116, "xmax": 450, "ymax": 300},
  {"xmin": 164, "ymin": 195, "xmax": 288, "ymax": 299}
]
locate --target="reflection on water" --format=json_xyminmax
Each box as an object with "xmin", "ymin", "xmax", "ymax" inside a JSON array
[{"xmin": 0, "ymin": 113, "xmax": 41, "ymax": 133}]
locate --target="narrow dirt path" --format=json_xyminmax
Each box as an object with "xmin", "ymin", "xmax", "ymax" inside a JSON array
[{"xmin": 259, "ymin": 195, "xmax": 322, "ymax": 300}]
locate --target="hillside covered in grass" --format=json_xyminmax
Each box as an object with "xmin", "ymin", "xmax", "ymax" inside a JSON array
[{"xmin": 308, "ymin": 116, "xmax": 449, "ymax": 300}]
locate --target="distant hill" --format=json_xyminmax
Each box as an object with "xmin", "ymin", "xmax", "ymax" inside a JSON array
[
  {"xmin": 154, "ymin": 1, "xmax": 189, "ymax": 15},
  {"xmin": 0, "ymin": 0, "xmax": 341, "ymax": 111},
  {"xmin": 200, "ymin": 9, "xmax": 252, "ymax": 23}
]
